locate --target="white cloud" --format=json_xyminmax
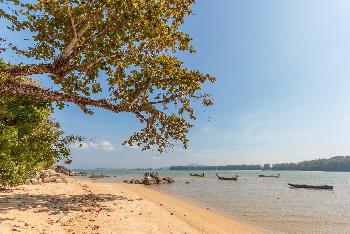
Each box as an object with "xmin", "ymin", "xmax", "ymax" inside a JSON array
[
  {"xmin": 72, "ymin": 140, "xmax": 116, "ymax": 152},
  {"xmin": 123, "ymin": 143, "xmax": 141, "ymax": 151}
]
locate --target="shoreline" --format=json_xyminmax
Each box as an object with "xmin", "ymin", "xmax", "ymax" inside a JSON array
[
  {"xmin": 125, "ymin": 183, "xmax": 267, "ymax": 234},
  {"xmin": 0, "ymin": 178, "xmax": 266, "ymax": 233}
]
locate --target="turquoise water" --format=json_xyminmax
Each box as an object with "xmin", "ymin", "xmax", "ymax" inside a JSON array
[{"xmin": 78, "ymin": 170, "xmax": 350, "ymax": 234}]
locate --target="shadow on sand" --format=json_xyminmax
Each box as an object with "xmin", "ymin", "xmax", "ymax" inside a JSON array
[{"xmin": 0, "ymin": 193, "xmax": 129, "ymax": 215}]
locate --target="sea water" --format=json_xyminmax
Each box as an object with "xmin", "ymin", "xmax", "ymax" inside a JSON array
[{"xmin": 78, "ymin": 170, "xmax": 350, "ymax": 234}]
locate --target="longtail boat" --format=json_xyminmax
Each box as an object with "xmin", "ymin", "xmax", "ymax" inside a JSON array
[
  {"xmin": 216, "ymin": 173, "xmax": 237, "ymax": 181},
  {"xmin": 258, "ymin": 174, "xmax": 280, "ymax": 178},
  {"xmin": 288, "ymin": 183, "xmax": 333, "ymax": 190},
  {"xmin": 189, "ymin": 173, "xmax": 205, "ymax": 177}
]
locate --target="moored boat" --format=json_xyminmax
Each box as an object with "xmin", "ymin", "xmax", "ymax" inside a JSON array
[
  {"xmin": 258, "ymin": 174, "xmax": 280, "ymax": 178},
  {"xmin": 288, "ymin": 183, "xmax": 333, "ymax": 190},
  {"xmin": 189, "ymin": 172, "xmax": 205, "ymax": 177},
  {"xmin": 216, "ymin": 173, "xmax": 238, "ymax": 181}
]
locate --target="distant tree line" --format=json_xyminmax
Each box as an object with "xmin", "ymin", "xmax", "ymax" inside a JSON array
[
  {"xmin": 169, "ymin": 156, "xmax": 350, "ymax": 172},
  {"xmin": 270, "ymin": 156, "xmax": 350, "ymax": 172},
  {"xmin": 169, "ymin": 165, "xmax": 262, "ymax": 171}
]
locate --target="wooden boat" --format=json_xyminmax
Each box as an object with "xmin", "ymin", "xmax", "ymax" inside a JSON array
[
  {"xmin": 216, "ymin": 173, "xmax": 237, "ymax": 181},
  {"xmin": 189, "ymin": 173, "xmax": 205, "ymax": 177},
  {"xmin": 258, "ymin": 174, "xmax": 280, "ymax": 178},
  {"xmin": 288, "ymin": 183, "xmax": 333, "ymax": 190}
]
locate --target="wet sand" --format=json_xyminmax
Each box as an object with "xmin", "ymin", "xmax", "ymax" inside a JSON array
[{"xmin": 0, "ymin": 178, "xmax": 265, "ymax": 234}]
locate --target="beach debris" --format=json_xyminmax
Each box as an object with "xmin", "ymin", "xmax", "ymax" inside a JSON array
[
  {"xmin": 92, "ymin": 225, "xmax": 100, "ymax": 230},
  {"xmin": 123, "ymin": 172, "xmax": 175, "ymax": 185}
]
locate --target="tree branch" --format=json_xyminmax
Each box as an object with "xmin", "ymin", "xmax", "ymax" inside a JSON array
[
  {"xmin": 129, "ymin": 79, "xmax": 151, "ymax": 107},
  {"xmin": 69, "ymin": 14, "xmax": 117, "ymax": 59},
  {"xmin": 1, "ymin": 63, "xmax": 55, "ymax": 77},
  {"xmin": 61, "ymin": 21, "xmax": 90, "ymax": 58},
  {"xmin": 65, "ymin": 0, "xmax": 77, "ymax": 38},
  {"xmin": 0, "ymin": 81, "xmax": 129, "ymax": 115},
  {"xmin": 78, "ymin": 50, "xmax": 138, "ymax": 72},
  {"xmin": 1, "ymin": 58, "xmax": 76, "ymax": 77}
]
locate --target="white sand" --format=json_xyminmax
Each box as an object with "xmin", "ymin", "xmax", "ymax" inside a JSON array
[{"xmin": 0, "ymin": 178, "xmax": 267, "ymax": 234}]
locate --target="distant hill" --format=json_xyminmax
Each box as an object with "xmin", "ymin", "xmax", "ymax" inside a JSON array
[
  {"xmin": 270, "ymin": 156, "xmax": 350, "ymax": 172},
  {"xmin": 169, "ymin": 156, "xmax": 350, "ymax": 172}
]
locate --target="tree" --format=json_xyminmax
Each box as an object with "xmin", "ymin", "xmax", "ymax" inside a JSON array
[
  {"xmin": 0, "ymin": 75, "xmax": 79, "ymax": 186},
  {"xmin": 0, "ymin": 0, "xmax": 215, "ymax": 153},
  {"xmin": 262, "ymin": 164, "xmax": 271, "ymax": 170}
]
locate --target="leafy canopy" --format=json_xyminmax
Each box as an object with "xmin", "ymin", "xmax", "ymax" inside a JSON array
[
  {"xmin": 0, "ymin": 0, "xmax": 215, "ymax": 152},
  {"xmin": 0, "ymin": 77, "xmax": 79, "ymax": 186}
]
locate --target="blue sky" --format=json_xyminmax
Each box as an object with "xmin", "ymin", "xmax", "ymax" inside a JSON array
[{"xmin": 3, "ymin": 1, "xmax": 350, "ymax": 168}]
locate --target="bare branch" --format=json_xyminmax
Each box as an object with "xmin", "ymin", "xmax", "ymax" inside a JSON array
[
  {"xmin": 61, "ymin": 21, "xmax": 90, "ymax": 58},
  {"xmin": 65, "ymin": 0, "xmax": 77, "ymax": 38},
  {"xmin": 68, "ymin": 13, "xmax": 118, "ymax": 59},
  {"xmin": 129, "ymin": 80, "xmax": 152, "ymax": 107}
]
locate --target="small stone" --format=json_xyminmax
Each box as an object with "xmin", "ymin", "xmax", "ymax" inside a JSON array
[
  {"xmin": 30, "ymin": 178, "xmax": 38, "ymax": 185},
  {"xmin": 69, "ymin": 171, "xmax": 79, "ymax": 176},
  {"xmin": 46, "ymin": 169, "xmax": 57, "ymax": 176},
  {"xmin": 158, "ymin": 179, "xmax": 168, "ymax": 184},
  {"xmin": 41, "ymin": 172, "xmax": 50, "ymax": 178}
]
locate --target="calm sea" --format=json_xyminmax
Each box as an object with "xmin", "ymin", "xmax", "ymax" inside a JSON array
[{"xmin": 77, "ymin": 170, "xmax": 350, "ymax": 234}]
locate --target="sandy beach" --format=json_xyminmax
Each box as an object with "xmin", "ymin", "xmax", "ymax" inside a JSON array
[{"xmin": 0, "ymin": 178, "xmax": 265, "ymax": 234}]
